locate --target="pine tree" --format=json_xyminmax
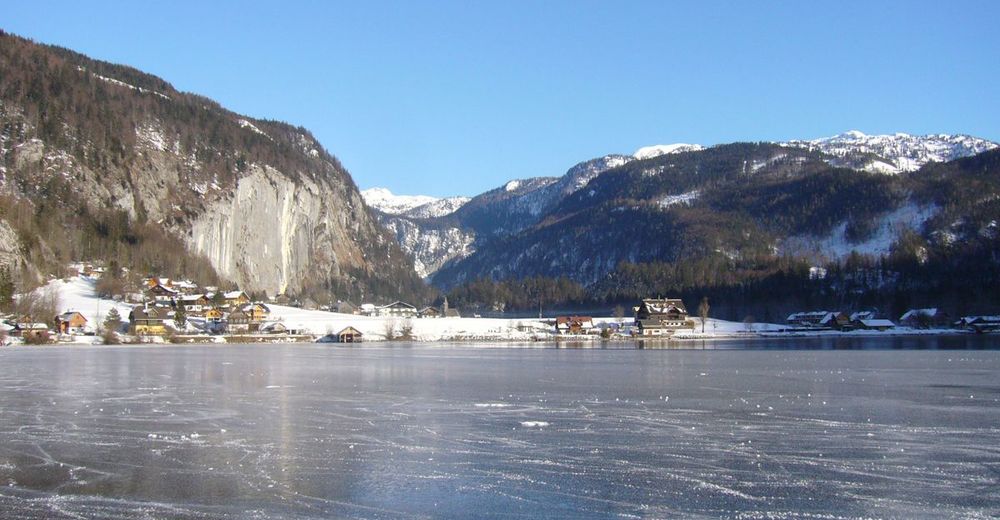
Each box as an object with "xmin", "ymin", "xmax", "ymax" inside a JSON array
[{"xmin": 103, "ymin": 308, "xmax": 122, "ymax": 333}]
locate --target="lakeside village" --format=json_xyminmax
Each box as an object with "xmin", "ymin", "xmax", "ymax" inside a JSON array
[{"xmin": 2, "ymin": 262, "xmax": 1000, "ymax": 346}]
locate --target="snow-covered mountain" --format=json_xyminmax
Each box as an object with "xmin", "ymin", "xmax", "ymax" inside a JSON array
[
  {"xmin": 361, "ymin": 188, "xmax": 439, "ymax": 215},
  {"xmin": 361, "ymin": 187, "xmax": 470, "ymax": 219},
  {"xmin": 782, "ymin": 130, "xmax": 997, "ymax": 174},
  {"xmin": 633, "ymin": 143, "xmax": 705, "ymax": 160}
]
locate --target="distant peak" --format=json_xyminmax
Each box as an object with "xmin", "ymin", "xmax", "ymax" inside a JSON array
[{"xmin": 633, "ymin": 143, "xmax": 705, "ymax": 160}]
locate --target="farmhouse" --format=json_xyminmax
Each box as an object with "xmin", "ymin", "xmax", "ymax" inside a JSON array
[
  {"xmin": 377, "ymin": 301, "xmax": 417, "ymax": 318},
  {"xmin": 634, "ymin": 298, "xmax": 694, "ymax": 336},
  {"xmin": 555, "ymin": 316, "xmax": 595, "ymax": 334},
  {"xmin": 56, "ymin": 311, "xmax": 88, "ymax": 334},
  {"xmin": 130, "ymin": 306, "xmax": 167, "ymax": 335}
]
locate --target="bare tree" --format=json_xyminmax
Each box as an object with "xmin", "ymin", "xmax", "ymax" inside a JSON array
[
  {"xmin": 382, "ymin": 319, "xmax": 398, "ymax": 341},
  {"xmin": 698, "ymin": 297, "xmax": 710, "ymax": 334},
  {"xmin": 399, "ymin": 319, "xmax": 414, "ymax": 341}
]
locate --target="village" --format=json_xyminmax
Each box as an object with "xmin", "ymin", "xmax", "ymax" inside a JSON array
[{"xmin": 1, "ymin": 263, "xmax": 999, "ymax": 346}]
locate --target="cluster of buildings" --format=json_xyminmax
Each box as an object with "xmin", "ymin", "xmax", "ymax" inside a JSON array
[
  {"xmin": 551, "ymin": 298, "xmax": 696, "ymax": 337},
  {"xmin": 131, "ymin": 278, "xmax": 282, "ymax": 335},
  {"xmin": 786, "ymin": 308, "xmax": 1000, "ymax": 332}
]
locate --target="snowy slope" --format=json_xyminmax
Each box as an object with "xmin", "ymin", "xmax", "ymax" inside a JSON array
[
  {"xmin": 783, "ymin": 131, "xmax": 997, "ymax": 174},
  {"xmin": 402, "ymin": 196, "xmax": 471, "ymax": 219},
  {"xmin": 361, "ymin": 188, "xmax": 447, "ymax": 215},
  {"xmin": 633, "ymin": 143, "xmax": 705, "ymax": 160}
]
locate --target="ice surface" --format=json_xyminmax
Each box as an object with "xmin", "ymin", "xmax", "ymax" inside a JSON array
[{"xmin": 0, "ymin": 342, "xmax": 998, "ymax": 518}]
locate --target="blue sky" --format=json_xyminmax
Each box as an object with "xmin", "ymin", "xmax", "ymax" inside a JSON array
[{"xmin": 5, "ymin": 1, "xmax": 999, "ymax": 196}]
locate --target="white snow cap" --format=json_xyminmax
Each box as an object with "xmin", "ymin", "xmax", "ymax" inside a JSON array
[{"xmin": 633, "ymin": 143, "xmax": 705, "ymax": 160}]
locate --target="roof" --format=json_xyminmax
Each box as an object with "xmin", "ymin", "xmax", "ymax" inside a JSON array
[
  {"xmin": 860, "ymin": 319, "xmax": 895, "ymax": 328},
  {"xmin": 849, "ymin": 311, "xmax": 876, "ymax": 321},
  {"xmin": 959, "ymin": 315, "xmax": 1000, "ymax": 324},
  {"xmin": 149, "ymin": 283, "xmax": 178, "ymax": 294},
  {"xmin": 641, "ymin": 299, "xmax": 687, "ymax": 314},
  {"xmin": 131, "ymin": 306, "xmax": 166, "ymax": 320},
  {"xmin": 224, "ymin": 290, "xmax": 248, "ymax": 299},
  {"xmin": 242, "ymin": 303, "xmax": 271, "ymax": 312},
  {"xmin": 179, "ymin": 294, "xmax": 207, "ymax": 302},
  {"xmin": 380, "ymin": 301, "xmax": 416, "ymax": 310},
  {"xmin": 16, "ymin": 323, "xmax": 49, "ymax": 330},
  {"xmin": 338, "ymin": 326, "xmax": 363, "ymax": 335},
  {"xmin": 57, "ymin": 311, "xmax": 87, "ymax": 321},
  {"xmin": 787, "ymin": 311, "xmax": 831, "ymax": 320}
]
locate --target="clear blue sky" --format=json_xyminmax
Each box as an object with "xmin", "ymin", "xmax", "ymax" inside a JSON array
[{"xmin": 6, "ymin": 1, "xmax": 999, "ymax": 196}]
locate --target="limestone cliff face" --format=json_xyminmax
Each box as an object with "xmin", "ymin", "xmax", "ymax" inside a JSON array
[{"xmin": 188, "ymin": 164, "xmax": 377, "ymax": 296}]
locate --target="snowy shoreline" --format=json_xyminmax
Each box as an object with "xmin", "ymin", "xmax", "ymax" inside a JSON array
[{"xmin": 6, "ymin": 276, "xmax": 982, "ymax": 347}]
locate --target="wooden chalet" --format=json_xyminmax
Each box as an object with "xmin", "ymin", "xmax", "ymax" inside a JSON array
[
  {"xmin": 204, "ymin": 307, "xmax": 224, "ymax": 321},
  {"xmin": 223, "ymin": 291, "xmax": 251, "ymax": 309},
  {"xmin": 377, "ymin": 301, "xmax": 417, "ymax": 318},
  {"xmin": 855, "ymin": 319, "xmax": 895, "ymax": 331},
  {"xmin": 787, "ymin": 311, "xmax": 850, "ymax": 329},
  {"xmin": 956, "ymin": 315, "xmax": 1000, "ymax": 333},
  {"xmin": 634, "ymin": 298, "xmax": 694, "ymax": 336},
  {"xmin": 130, "ymin": 306, "xmax": 168, "ymax": 335},
  {"xmin": 261, "ymin": 322, "xmax": 288, "ymax": 334},
  {"xmin": 147, "ymin": 283, "xmax": 179, "ymax": 302},
  {"xmin": 242, "ymin": 303, "xmax": 271, "ymax": 323},
  {"xmin": 337, "ymin": 326, "xmax": 363, "ymax": 343},
  {"xmin": 56, "ymin": 311, "xmax": 88, "ymax": 334},
  {"xmin": 177, "ymin": 294, "xmax": 211, "ymax": 315},
  {"xmin": 418, "ymin": 306, "xmax": 441, "ymax": 318},
  {"xmin": 226, "ymin": 309, "xmax": 252, "ymax": 333},
  {"xmin": 555, "ymin": 316, "xmax": 595, "ymax": 334},
  {"xmin": 14, "ymin": 322, "xmax": 50, "ymax": 340}
]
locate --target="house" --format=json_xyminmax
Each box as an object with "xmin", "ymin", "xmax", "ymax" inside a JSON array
[
  {"xmin": 130, "ymin": 306, "xmax": 168, "ymax": 335},
  {"xmin": 377, "ymin": 301, "xmax": 417, "ymax": 318},
  {"xmin": 242, "ymin": 303, "xmax": 271, "ymax": 323},
  {"xmin": 555, "ymin": 316, "xmax": 595, "ymax": 334},
  {"xmin": 337, "ymin": 326, "xmax": 363, "ymax": 343},
  {"xmin": 14, "ymin": 322, "xmax": 50, "ymax": 340},
  {"xmin": 177, "ymin": 294, "xmax": 211, "ymax": 315},
  {"xmin": 856, "ymin": 319, "xmax": 895, "ymax": 331},
  {"xmin": 204, "ymin": 307, "xmax": 224, "ymax": 321},
  {"xmin": 900, "ymin": 308, "xmax": 949, "ymax": 328},
  {"xmin": 956, "ymin": 315, "xmax": 1000, "ymax": 333},
  {"xmin": 144, "ymin": 277, "xmax": 172, "ymax": 289},
  {"xmin": 849, "ymin": 310, "xmax": 877, "ymax": 322},
  {"xmin": 787, "ymin": 311, "xmax": 850, "ymax": 329},
  {"xmin": 261, "ymin": 322, "xmax": 288, "ymax": 334},
  {"xmin": 147, "ymin": 283, "xmax": 179, "ymax": 302},
  {"xmin": 359, "ymin": 303, "xmax": 377, "ymax": 316},
  {"xmin": 419, "ymin": 306, "xmax": 441, "ymax": 318},
  {"xmin": 634, "ymin": 298, "xmax": 694, "ymax": 336},
  {"xmin": 56, "ymin": 311, "xmax": 88, "ymax": 334},
  {"xmin": 226, "ymin": 309, "xmax": 251, "ymax": 333},
  {"xmin": 223, "ymin": 291, "xmax": 251, "ymax": 309},
  {"xmin": 172, "ymin": 280, "xmax": 199, "ymax": 294}
]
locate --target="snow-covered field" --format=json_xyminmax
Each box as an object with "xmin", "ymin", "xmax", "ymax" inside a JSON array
[{"xmin": 15, "ymin": 275, "xmax": 970, "ymax": 345}]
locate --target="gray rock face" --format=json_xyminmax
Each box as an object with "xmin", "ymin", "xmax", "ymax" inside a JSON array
[
  {"xmin": 188, "ymin": 164, "xmax": 377, "ymax": 296},
  {"xmin": 0, "ymin": 219, "xmax": 22, "ymax": 270}
]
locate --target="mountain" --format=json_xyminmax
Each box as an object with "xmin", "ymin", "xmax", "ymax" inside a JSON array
[
  {"xmin": 782, "ymin": 130, "xmax": 997, "ymax": 174},
  {"xmin": 369, "ymin": 132, "xmax": 997, "ymax": 291},
  {"xmin": 0, "ymin": 31, "xmax": 429, "ymax": 303}
]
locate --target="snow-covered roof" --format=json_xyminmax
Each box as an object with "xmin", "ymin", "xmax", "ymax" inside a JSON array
[
  {"xmin": 224, "ymin": 290, "xmax": 248, "ymax": 299},
  {"xmin": 379, "ymin": 301, "xmax": 416, "ymax": 310},
  {"xmin": 641, "ymin": 299, "xmax": 687, "ymax": 314},
  {"xmin": 860, "ymin": 319, "xmax": 895, "ymax": 328}
]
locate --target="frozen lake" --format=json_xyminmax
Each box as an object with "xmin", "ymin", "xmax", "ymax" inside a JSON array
[{"xmin": 1, "ymin": 340, "xmax": 999, "ymax": 518}]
